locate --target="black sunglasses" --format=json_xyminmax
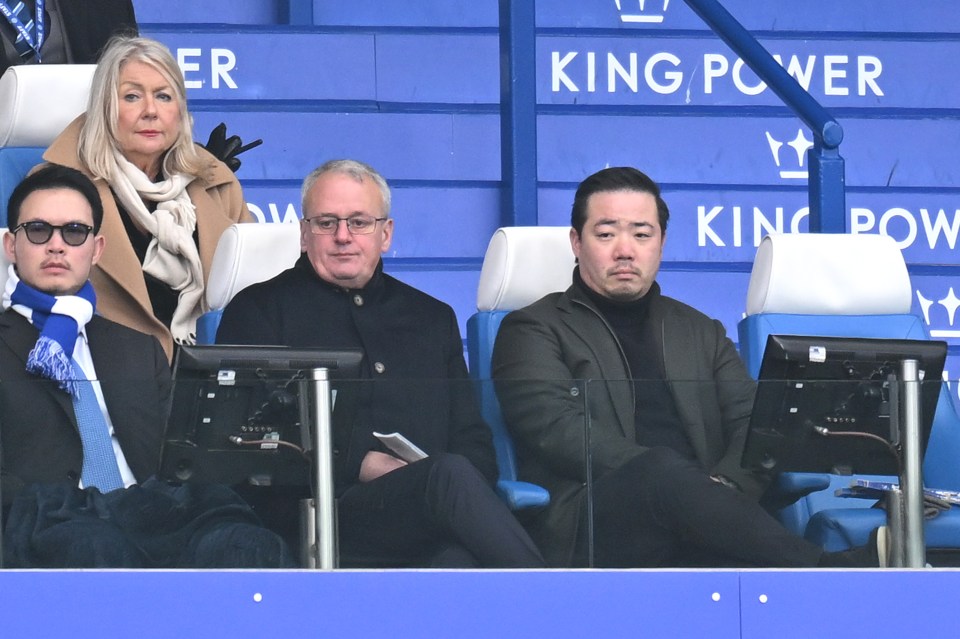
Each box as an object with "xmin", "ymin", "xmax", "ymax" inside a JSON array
[{"xmin": 12, "ymin": 221, "xmax": 95, "ymax": 247}]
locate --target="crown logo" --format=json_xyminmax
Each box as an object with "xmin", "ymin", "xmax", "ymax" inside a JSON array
[
  {"xmin": 765, "ymin": 129, "xmax": 812, "ymax": 180},
  {"xmin": 916, "ymin": 287, "xmax": 960, "ymax": 338},
  {"xmin": 615, "ymin": 0, "xmax": 670, "ymax": 23}
]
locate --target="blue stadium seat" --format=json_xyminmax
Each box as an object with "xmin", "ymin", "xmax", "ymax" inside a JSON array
[
  {"xmin": 739, "ymin": 232, "xmax": 960, "ymax": 553},
  {"xmin": 467, "ymin": 226, "xmax": 576, "ymax": 510}
]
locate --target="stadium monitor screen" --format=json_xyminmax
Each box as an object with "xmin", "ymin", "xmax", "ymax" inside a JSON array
[
  {"xmin": 742, "ymin": 334, "xmax": 947, "ymax": 476},
  {"xmin": 160, "ymin": 345, "xmax": 363, "ymax": 486}
]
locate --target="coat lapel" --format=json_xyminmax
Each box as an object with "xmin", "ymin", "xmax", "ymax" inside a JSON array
[
  {"xmin": 558, "ymin": 290, "xmax": 635, "ymax": 438},
  {"xmin": 655, "ymin": 299, "xmax": 710, "ymax": 462},
  {"xmin": 0, "ymin": 311, "xmax": 78, "ymax": 429}
]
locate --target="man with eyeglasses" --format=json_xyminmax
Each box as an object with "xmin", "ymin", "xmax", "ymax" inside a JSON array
[
  {"xmin": 217, "ymin": 159, "xmax": 544, "ymax": 568},
  {"xmin": 0, "ymin": 165, "xmax": 294, "ymax": 568}
]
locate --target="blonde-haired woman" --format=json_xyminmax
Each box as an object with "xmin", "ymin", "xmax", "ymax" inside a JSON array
[{"xmin": 41, "ymin": 35, "xmax": 252, "ymax": 359}]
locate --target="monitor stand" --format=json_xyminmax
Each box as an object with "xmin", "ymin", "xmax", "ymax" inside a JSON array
[
  {"xmin": 892, "ymin": 358, "xmax": 925, "ymax": 568},
  {"xmin": 297, "ymin": 367, "xmax": 337, "ymax": 570}
]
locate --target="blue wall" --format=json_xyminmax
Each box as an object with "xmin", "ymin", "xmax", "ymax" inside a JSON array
[{"xmin": 135, "ymin": 0, "xmax": 960, "ymax": 396}]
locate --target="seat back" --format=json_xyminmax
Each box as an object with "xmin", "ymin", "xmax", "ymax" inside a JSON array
[
  {"xmin": 197, "ymin": 222, "xmax": 303, "ymax": 343},
  {"xmin": 0, "ymin": 64, "xmax": 95, "ymax": 147},
  {"xmin": 467, "ymin": 226, "xmax": 574, "ymax": 495},
  {"xmin": 739, "ymin": 232, "xmax": 918, "ymax": 376},
  {"xmin": 739, "ymin": 232, "xmax": 960, "ymax": 537},
  {"xmin": 0, "ymin": 64, "xmax": 97, "ymax": 225}
]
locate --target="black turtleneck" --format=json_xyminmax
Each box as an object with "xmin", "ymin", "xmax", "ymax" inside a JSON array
[{"xmin": 575, "ymin": 272, "xmax": 696, "ymax": 460}]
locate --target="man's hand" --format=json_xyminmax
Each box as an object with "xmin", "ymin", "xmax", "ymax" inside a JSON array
[{"xmin": 359, "ymin": 450, "xmax": 408, "ymax": 482}]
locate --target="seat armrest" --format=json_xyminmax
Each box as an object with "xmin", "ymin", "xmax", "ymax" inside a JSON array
[
  {"xmin": 495, "ymin": 480, "xmax": 550, "ymax": 511},
  {"xmin": 774, "ymin": 472, "xmax": 833, "ymax": 495}
]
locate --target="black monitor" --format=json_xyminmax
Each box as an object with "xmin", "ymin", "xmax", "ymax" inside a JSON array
[
  {"xmin": 742, "ymin": 334, "xmax": 947, "ymax": 475},
  {"xmin": 160, "ymin": 345, "xmax": 363, "ymax": 486}
]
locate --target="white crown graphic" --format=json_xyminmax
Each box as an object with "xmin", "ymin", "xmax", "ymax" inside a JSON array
[
  {"xmin": 916, "ymin": 287, "xmax": 960, "ymax": 338},
  {"xmin": 765, "ymin": 129, "xmax": 813, "ymax": 180},
  {"xmin": 615, "ymin": 0, "xmax": 670, "ymax": 24}
]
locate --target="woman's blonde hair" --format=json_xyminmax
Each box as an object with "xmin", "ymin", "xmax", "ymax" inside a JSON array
[{"xmin": 79, "ymin": 35, "xmax": 203, "ymax": 179}]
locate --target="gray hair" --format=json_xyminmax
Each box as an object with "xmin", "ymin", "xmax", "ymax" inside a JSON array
[
  {"xmin": 301, "ymin": 159, "xmax": 392, "ymax": 217},
  {"xmin": 79, "ymin": 35, "xmax": 202, "ymax": 179}
]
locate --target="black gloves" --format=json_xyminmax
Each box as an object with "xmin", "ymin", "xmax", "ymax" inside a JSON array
[{"xmin": 203, "ymin": 122, "xmax": 263, "ymax": 172}]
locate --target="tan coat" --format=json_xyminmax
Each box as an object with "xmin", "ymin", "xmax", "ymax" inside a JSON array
[{"xmin": 41, "ymin": 115, "xmax": 252, "ymax": 360}]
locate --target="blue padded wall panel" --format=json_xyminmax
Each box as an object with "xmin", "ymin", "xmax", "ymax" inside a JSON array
[
  {"xmin": 384, "ymin": 187, "xmax": 500, "ymax": 259},
  {"xmin": 240, "ymin": 183, "xmax": 500, "ymax": 259},
  {"xmin": 375, "ymin": 35, "xmax": 499, "ymax": 104},
  {"xmin": 656, "ymin": 269, "xmax": 749, "ymax": 341},
  {"xmin": 141, "ymin": 31, "xmax": 377, "ymax": 100},
  {"xmin": 238, "ymin": 185, "xmax": 303, "ymax": 225},
  {"xmin": 134, "ymin": 0, "xmax": 285, "ymax": 25},
  {"xmin": 537, "ymin": 1, "xmax": 960, "ymax": 33},
  {"xmin": 912, "ymin": 274, "xmax": 960, "ymax": 346},
  {"xmin": 537, "ymin": 115, "xmax": 960, "ymax": 189},
  {"xmin": 189, "ymin": 112, "xmax": 500, "ymax": 182},
  {"xmin": 147, "ymin": 31, "xmax": 500, "ymax": 104},
  {"xmin": 538, "ymin": 37, "xmax": 960, "ymax": 109},
  {"xmin": 311, "ymin": 1, "xmax": 497, "ymax": 28},
  {"xmin": 538, "ymin": 187, "xmax": 960, "ymax": 266}
]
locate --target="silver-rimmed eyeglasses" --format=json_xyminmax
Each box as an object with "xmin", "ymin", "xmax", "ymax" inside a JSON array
[{"xmin": 303, "ymin": 215, "xmax": 387, "ymax": 235}]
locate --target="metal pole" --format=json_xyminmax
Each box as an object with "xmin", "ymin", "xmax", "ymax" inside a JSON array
[
  {"xmin": 310, "ymin": 367, "xmax": 336, "ymax": 570},
  {"xmin": 885, "ymin": 488, "xmax": 905, "ymax": 568},
  {"xmin": 899, "ymin": 359, "xmax": 926, "ymax": 568}
]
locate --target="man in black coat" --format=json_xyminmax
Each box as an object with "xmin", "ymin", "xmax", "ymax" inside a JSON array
[
  {"xmin": 217, "ymin": 159, "xmax": 544, "ymax": 568},
  {"xmin": 0, "ymin": 165, "xmax": 293, "ymax": 568},
  {"xmin": 492, "ymin": 166, "xmax": 883, "ymax": 568}
]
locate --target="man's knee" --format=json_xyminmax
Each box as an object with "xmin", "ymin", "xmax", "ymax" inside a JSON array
[
  {"xmin": 423, "ymin": 453, "xmax": 491, "ymax": 506},
  {"xmin": 427, "ymin": 453, "xmax": 485, "ymax": 484}
]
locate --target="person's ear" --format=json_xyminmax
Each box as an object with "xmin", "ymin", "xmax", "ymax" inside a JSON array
[
  {"xmin": 89, "ymin": 234, "xmax": 106, "ymax": 265},
  {"xmin": 3, "ymin": 230, "xmax": 17, "ymax": 266}
]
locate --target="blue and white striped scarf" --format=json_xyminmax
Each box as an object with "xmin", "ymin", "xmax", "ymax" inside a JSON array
[{"xmin": 2, "ymin": 264, "xmax": 96, "ymax": 397}]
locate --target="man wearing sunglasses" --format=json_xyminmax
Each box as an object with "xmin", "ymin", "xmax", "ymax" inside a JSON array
[
  {"xmin": 0, "ymin": 165, "xmax": 293, "ymax": 568},
  {"xmin": 217, "ymin": 159, "xmax": 544, "ymax": 568}
]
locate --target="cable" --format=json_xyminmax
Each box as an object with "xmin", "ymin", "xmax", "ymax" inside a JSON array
[
  {"xmin": 228, "ymin": 435, "xmax": 308, "ymax": 459},
  {"xmin": 811, "ymin": 426, "xmax": 902, "ymax": 476}
]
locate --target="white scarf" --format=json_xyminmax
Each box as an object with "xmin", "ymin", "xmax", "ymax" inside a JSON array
[{"xmin": 109, "ymin": 150, "xmax": 205, "ymax": 344}]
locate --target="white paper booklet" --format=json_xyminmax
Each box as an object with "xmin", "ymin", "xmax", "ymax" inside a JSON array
[{"xmin": 373, "ymin": 431, "xmax": 429, "ymax": 463}]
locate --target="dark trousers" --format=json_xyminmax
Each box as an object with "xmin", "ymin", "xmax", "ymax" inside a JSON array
[
  {"xmin": 2, "ymin": 479, "xmax": 296, "ymax": 568},
  {"xmin": 577, "ymin": 447, "xmax": 824, "ymax": 568},
  {"xmin": 337, "ymin": 453, "xmax": 545, "ymax": 568}
]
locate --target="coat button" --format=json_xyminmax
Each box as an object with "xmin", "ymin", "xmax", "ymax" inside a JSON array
[
  {"xmin": 67, "ymin": 470, "xmax": 79, "ymax": 482},
  {"xmin": 353, "ymin": 294, "xmax": 364, "ymax": 306},
  {"xmin": 333, "ymin": 448, "xmax": 340, "ymax": 456},
  {"xmin": 373, "ymin": 361, "xmax": 386, "ymax": 374}
]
